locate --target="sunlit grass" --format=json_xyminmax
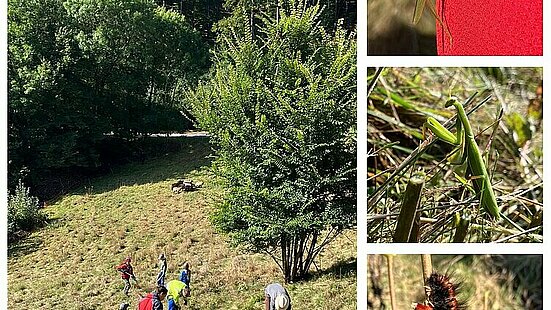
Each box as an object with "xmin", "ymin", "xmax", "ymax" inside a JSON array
[{"xmin": 8, "ymin": 137, "xmax": 356, "ymax": 309}]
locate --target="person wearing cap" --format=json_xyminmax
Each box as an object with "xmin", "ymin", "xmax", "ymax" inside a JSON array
[
  {"xmin": 116, "ymin": 256, "xmax": 136, "ymax": 296},
  {"xmin": 166, "ymin": 279, "xmax": 190, "ymax": 309},
  {"xmin": 264, "ymin": 283, "xmax": 292, "ymax": 310}
]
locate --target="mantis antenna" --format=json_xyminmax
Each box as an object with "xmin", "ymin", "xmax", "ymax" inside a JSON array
[{"xmin": 412, "ymin": 0, "xmax": 453, "ymax": 45}]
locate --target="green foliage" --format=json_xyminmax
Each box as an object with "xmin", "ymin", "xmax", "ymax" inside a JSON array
[
  {"xmin": 214, "ymin": 0, "xmax": 356, "ymax": 42},
  {"xmin": 189, "ymin": 0, "xmax": 356, "ymax": 282},
  {"xmin": 8, "ymin": 0, "xmax": 209, "ymax": 192},
  {"xmin": 154, "ymin": 0, "xmax": 224, "ymax": 45},
  {"xmin": 8, "ymin": 180, "xmax": 47, "ymax": 241}
]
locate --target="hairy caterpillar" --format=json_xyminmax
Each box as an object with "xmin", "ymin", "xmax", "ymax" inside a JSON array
[{"xmin": 411, "ymin": 272, "xmax": 464, "ymax": 310}]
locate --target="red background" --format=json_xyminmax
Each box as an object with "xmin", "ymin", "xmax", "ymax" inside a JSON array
[{"xmin": 436, "ymin": 0, "xmax": 542, "ymax": 55}]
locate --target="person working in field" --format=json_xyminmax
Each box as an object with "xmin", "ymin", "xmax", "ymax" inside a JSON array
[
  {"xmin": 166, "ymin": 279, "xmax": 191, "ymax": 309},
  {"xmin": 116, "ymin": 256, "xmax": 137, "ymax": 296},
  {"xmin": 136, "ymin": 254, "xmax": 170, "ymax": 310},
  {"xmin": 264, "ymin": 283, "xmax": 292, "ymax": 310},
  {"xmin": 137, "ymin": 285, "xmax": 168, "ymax": 310},
  {"xmin": 155, "ymin": 253, "xmax": 190, "ymax": 309},
  {"xmin": 157, "ymin": 254, "xmax": 167, "ymax": 287},
  {"xmin": 178, "ymin": 262, "xmax": 191, "ymax": 289}
]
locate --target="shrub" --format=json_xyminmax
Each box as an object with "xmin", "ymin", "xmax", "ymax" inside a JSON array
[
  {"xmin": 190, "ymin": 0, "xmax": 356, "ymax": 282},
  {"xmin": 8, "ymin": 180, "xmax": 47, "ymax": 241}
]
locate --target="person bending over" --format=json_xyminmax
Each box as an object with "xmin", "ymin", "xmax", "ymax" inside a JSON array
[{"xmin": 264, "ymin": 283, "xmax": 292, "ymax": 310}]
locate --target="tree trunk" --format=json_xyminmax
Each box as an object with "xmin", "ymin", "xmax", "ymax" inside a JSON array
[{"xmin": 280, "ymin": 230, "xmax": 324, "ymax": 283}]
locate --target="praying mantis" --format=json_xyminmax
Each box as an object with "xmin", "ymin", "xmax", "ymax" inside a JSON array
[
  {"xmin": 424, "ymin": 97, "xmax": 500, "ymax": 219},
  {"xmin": 413, "ymin": 0, "xmax": 453, "ymax": 44}
]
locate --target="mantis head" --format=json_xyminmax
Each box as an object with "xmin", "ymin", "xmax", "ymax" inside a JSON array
[{"xmin": 444, "ymin": 96, "xmax": 460, "ymax": 108}]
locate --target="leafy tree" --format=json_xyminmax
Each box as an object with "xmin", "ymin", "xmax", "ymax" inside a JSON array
[
  {"xmin": 8, "ymin": 0, "xmax": 88, "ymax": 187},
  {"xmin": 63, "ymin": 0, "xmax": 208, "ymax": 136},
  {"xmin": 214, "ymin": 0, "xmax": 356, "ymax": 42},
  {"xmin": 154, "ymin": 0, "xmax": 225, "ymax": 45},
  {"xmin": 189, "ymin": 1, "xmax": 356, "ymax": 282},
  {"xmin": 8, "ymin": 0, "xmax": 209, "ymax": 192}
]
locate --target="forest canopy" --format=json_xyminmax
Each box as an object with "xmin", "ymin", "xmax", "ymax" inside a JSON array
[{"xmin": 8, "ymin": 0, "xmax": 209, "ymax": 193}]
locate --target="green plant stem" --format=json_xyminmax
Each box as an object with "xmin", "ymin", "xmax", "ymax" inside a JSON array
[
  {"xmin": 393, "ymin": 172, "xmax": 425, "ymax": 242},
  {"xmin": 453, "ymin": 213, "xmax": 470, "ymax": 242}
]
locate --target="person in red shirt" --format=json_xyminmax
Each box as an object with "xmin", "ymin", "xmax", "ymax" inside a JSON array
[
  {"xmin": 138, "ymin": 286, "xmax": 168, "ymax": 310},
  {"xmin": 116, "ymin": 256, "xmax": 136, "ymax": 296}
]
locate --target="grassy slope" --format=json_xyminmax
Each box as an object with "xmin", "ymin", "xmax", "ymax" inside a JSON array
[{"xmin": 8, "ymin": 137, "xmax": 356, "ymax": 309}]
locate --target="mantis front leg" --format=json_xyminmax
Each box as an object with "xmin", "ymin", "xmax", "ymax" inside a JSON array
[
  {"xmin": 424, "ymin": 108, "xmax": 466, "ymax": 165},
  {"xmin": 413, "ymin": 0, "xmax": 453, "ymax": 45},
  {"xmin": 424, "ymin": 98, "xmax": 500, "ymax": 219}
]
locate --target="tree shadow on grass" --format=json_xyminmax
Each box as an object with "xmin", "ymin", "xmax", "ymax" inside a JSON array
[
  {"xmin": 307, "ymin": 257, "xmax": 357, "ymax": 281},
  {"xmin": 8, "ymin": 235, "xmax": 44, "ymax": 259},
  {"xmin": 7, "ymin": 216, "xmax": 64, "ymax": 258},
  {"xmin": 49, "ymin": 135, "xmax": 214, "ymax": 201},
  {"xmin": 9, "ymin": 136, "xmax": 214, "ymax": 258}
]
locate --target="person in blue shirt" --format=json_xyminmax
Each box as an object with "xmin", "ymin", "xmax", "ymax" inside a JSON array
[{"xmin": 178, "ymin": 262, "xmax": 191, "ymax": 288}]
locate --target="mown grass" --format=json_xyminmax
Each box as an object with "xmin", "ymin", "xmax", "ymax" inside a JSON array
[
  {"xmin": 368, "ymin": 254, "xmax": 542, "ymax": 309},
  {"xmin": 8, "ymin": 136, "xmax": 356, "ymax": 309}
]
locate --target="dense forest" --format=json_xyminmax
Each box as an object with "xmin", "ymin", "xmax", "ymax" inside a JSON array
[{"xmin": 8, "ymin": 0, "xmax": 356, "ymax": 199}]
